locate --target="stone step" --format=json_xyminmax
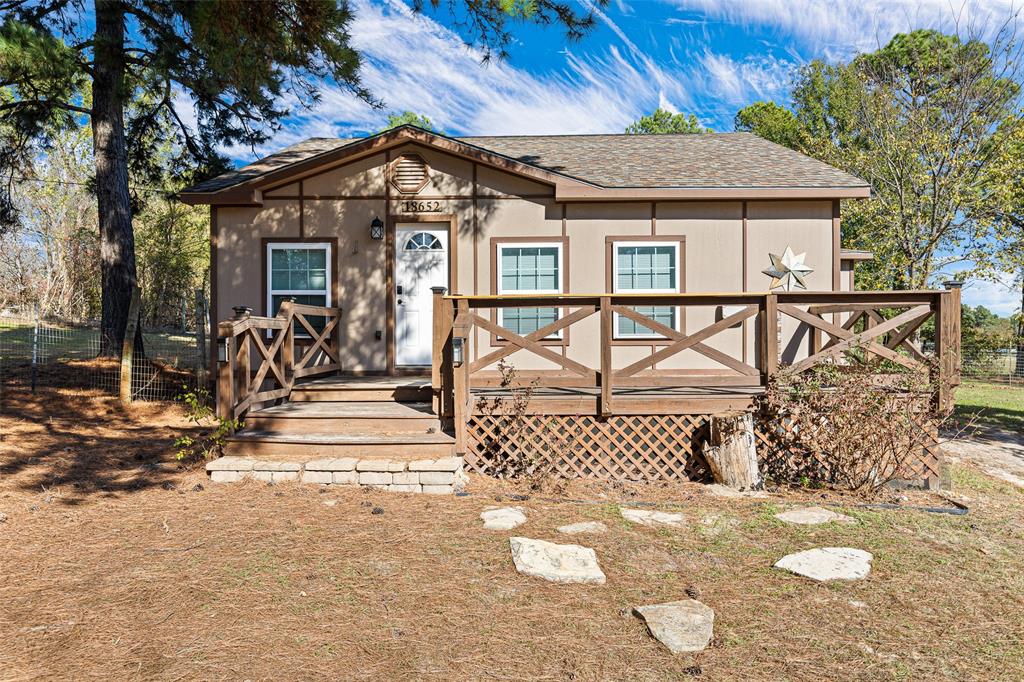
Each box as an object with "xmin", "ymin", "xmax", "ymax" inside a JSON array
[
  {"xmin": 243, "ymin": 401, "xmax": 442, "ymax": 435},
  {"xmin": 225, "ymin": 430, "xmax": 455, "ymax": 460},
  {"xmin": 290, "ymin": 377, "xmax": 432, "ymax": 403},
  {"xmin": 207, "ymin": 453, "xmax": 465, "ymax": 494}
]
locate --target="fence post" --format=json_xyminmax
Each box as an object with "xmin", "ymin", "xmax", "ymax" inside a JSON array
[
  {"xmin": 30, "ymin": 303, "xmax": 40, "ymax": 394},
  {"xmin": 119, "ymin": 286, "xmax": 142, "ymax": 406},
  {"xmin": 194, "ymin": 289, "xmax": 208, "ymax": 390}
]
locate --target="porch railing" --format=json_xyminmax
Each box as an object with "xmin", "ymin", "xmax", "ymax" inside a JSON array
[
  {"xmin": 216, "ymin": 301, "xmax": 342, "ymax": 421},
  {"xmin": 432, "ymin": 289, "xmax": 961, "ymax": 455}
]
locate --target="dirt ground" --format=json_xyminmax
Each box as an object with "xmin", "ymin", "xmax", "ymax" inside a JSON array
[{"xmin": 2, "ymin": 382, "xmax": 1023, "ymax": 681}]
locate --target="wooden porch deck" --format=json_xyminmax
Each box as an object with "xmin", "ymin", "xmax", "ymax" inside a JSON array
[{"xmin": 213, "ymin": 290, "xmax": 961, "ymax": 484}]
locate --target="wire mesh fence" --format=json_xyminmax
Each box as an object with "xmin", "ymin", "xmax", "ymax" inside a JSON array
[
  {"xmin": 961, "ymin": 346, "xmax": 1024, "ymax": 384},
  {"xmin": 0, "ymin": 304, "xmax": 208, "ymax": 402}
]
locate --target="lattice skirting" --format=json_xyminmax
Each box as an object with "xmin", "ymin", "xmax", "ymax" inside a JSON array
[{"xmin": 465, "ymin": 413, "xmax": 941, "ymax": 485}]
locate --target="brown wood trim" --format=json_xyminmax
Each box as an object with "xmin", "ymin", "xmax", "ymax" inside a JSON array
[
  {"xmin": 209, "ymin": 206, "xmax": 219, "ymax": 386},
  {"xmin": 259, "ymin": 237, "xmax": 340, "ymax": 318},
  {"xmin": 832, "ymin": 199, "xmax": 841, "ymax": 326},
  {"xmin": 488, "ymin": 236, "xmax": 571, "ymax": 348},
  {"xmin": 832, "ymin": 200, "xmax": 841, "ymax": 292},
  {"xmin": 742, "ymin": 200, "xmax": 749, "ymax": 365},
  {"xmin": 385, "ymin": 149, "xmax": 394, "ymax": 374},
  {"xmin": 604, "ymin": 235, "xmax": 687, "ymax": 346},
  {"xmin": 390, "ymin": 214, "xmax": 459, "ymax": 370},
  {"xmin": 298, "ymin": 181, "xmax": 305, "ymax": 239}
]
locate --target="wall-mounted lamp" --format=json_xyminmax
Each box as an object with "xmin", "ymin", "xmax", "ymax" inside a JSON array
[
  {"xmin": 370, "ymin": 216, "xmax": 384, "ymax": 241},
  {"xmin": 452, "ymin": 336, "xmax": 465, "ymax": 367},
  {"xmin": 216, "ymin": 338, "xmax": 228, "ymax": 364}
]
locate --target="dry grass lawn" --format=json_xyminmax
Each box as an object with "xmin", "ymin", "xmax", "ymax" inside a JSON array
[{"xmin": 1, "ymin": 381, "xmax": 1023, "ymax": 681}]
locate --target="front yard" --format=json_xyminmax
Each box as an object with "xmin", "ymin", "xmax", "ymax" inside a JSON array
[{"xmin": 1, "ymin": 384, "xmax": 1023, "ymax": 680}]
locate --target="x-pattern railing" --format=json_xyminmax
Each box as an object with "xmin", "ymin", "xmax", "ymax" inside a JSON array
[
  {"xmin": 216, "ymin": 301, "xmax": 342, "ymax": 421},
  {"xmin": 433, "ymin": 289, "xmax": 961, "ymax": 455}
]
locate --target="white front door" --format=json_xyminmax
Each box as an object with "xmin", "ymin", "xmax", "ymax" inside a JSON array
[{"xmin": 395, "ymin": 224, "xmax": 449, "ymax": 366}]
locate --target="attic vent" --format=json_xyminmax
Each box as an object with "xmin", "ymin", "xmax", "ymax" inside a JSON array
[{"xmin": 390, "ymin": 154, "xmax": 430, "ymax": 194}]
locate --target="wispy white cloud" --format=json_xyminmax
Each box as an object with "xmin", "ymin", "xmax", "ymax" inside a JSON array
[
  {"xmin": 232, "ymin": 0, "xmax": 685, "ymax": 160},
  {"xmin": 664, "ymin": 0, "xmax": 1020, "ymax": 57},
  {"xmin": 694, "ymin": 51, "xmax": 795, "ymax": 106}
]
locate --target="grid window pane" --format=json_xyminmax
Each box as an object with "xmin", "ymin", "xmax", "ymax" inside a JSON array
[
  {"xmin": 618, "ymin": 306, "xmax": 675, "ymax": 336},
  {"xmin": 500, "ymin": 246, "xmax": 559, "ymax": 294},
  {"xmin": 498, "ymin": 245, "xmax": 561, "ymax": 337},
  {"xmin": 616, "ymin": 245, "xmax": 676, "ymax": 291},
  {"xmin": 503, "ymin": 307, "xmax": 558, "ymax": 336}
]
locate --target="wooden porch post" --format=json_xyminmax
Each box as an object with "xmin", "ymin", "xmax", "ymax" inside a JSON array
[
  {"xmin": 452, "ymin": 298, "xmax": 471, "ymax": 455},
  {"xmin": 600, "ymin": 295, "xmax": 613, "ymax": 417},
  {"xmin": 216, "ymin": 324, "xmax": 235, "ymax": 421},
  {"xmin": 762, "ymin": 293, "xmax": 779, "ymax": 381},
  {"xmin": 430, "ymin": 286, "xmax": 450, "ymax": 416},
  {"xmin": 935, "ymin": 285, "xmax": 962, "ymax": 413}
]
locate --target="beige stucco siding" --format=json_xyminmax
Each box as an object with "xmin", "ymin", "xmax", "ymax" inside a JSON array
[
  {"xmin": 306, "ymin": 198, "xmax": 388, "ymax": 371},
  {"xmin": 213, "ymin": 143, "xmax": 842, "ymax": 375}
]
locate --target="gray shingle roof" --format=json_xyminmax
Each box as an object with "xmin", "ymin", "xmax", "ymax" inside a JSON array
[{"xmin": 182, "ymin": 130, "xmax": 867, "ymax": 195}]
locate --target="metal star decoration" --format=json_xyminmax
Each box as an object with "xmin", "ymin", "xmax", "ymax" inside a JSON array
[{"xmin": 762, "ymin": 246, "xmax": 814, "ymax": 291}]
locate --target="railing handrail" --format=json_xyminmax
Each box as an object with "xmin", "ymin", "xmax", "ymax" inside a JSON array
[{"xmin": 216, "ymin": 301, "xmax": 343, "ymax": 421}]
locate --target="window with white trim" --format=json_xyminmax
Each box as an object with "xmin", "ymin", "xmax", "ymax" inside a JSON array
[
  {"xmin": 496, "ymin": 242, "xmax": 563, "ymax": 337},
  {"xmin": 613, "ymin": 241, "xmax": 680, "ymax": 338},
  {"xmin": 266, "ymin": 242, "xmax": 331, "ymax": 320}
]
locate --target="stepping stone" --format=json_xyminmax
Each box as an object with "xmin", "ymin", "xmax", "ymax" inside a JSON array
[
  {"xmin": 775, "ymin": 506, "xmax": 856, "ymax": 525},
  {"xmin": 508, "ymin": 537, "xmax": 606, "ymax": 584},
  {"xmin": 481, "ymin": 506, "xmax": 527, "ymax": 530},
  {"xmin": 621, "ymin": 508, "xmax": 685, "ymax": 528},
  {"xmin": 706, "ymin": 484, "xmax": 768, "ymax": 499},
  {"xmin": 633, "ymin": 599, "xmax": 715, "ymax": 653},
  {"xmin": 774, "ymin": 547, "xmax": 873, "ymax": 581},
  {"xmin": 557, "ymin": 521, "xmax": 608, "ymax": 535}
]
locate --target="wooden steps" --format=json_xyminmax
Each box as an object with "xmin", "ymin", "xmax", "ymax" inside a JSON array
[
  {"xmin": 226, "ymin": 375, "xmax": 453, "ymax": 461},
  {"xmin": 290, "ymin": 377, "xmax": 432, "ymax": 403},
  {"xmin": 243, "ymin": 401, "xmax": 442, "ymax": 435},
  {"xmin": 225, "ymin": 430, "xmax": 455, "ymax": 460}
]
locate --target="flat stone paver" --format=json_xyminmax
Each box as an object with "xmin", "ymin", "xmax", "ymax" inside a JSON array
[
  {"xmin": 621, "ymin": 508, "xmax": 685, "ymax": 528},
  {"xmin": 508, "ymin": 537, "xmax": 606, "ymax": 584},
  {"xmin": 706, "ymin": 484, "xmax": 768, "ymax": 499},
  {"xmin": 774, "ymin": 547, "xmax": 873, "ymax": 581},
  {"xmin": 633, "ymin": 599, "xmax": 715, "ymax": 653},
  {"xmin": 557, "ymin": 521, "xmax": 608, "ymax": 535},
  {"xmin": 481, "ymin": 507, "xmax": 527, "ymax": 530},
  {"xmin": 775, "ymin": 506, "xmax": 857, "ymax": 525}
]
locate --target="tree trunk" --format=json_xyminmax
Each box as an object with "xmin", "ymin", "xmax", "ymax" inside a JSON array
[
  {"xmin": 702, "ymin": 412, "xmax": 762, "ymax": 489},
  {"xmin": 93, "ymin": 0, "xmax": 139, "ymax": 357}
]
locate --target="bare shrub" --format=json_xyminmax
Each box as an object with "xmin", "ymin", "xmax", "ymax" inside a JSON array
[
  {"xmin": 473, "ymin": 359, "xmax": 573, "ymax": 491},
  {"xmin": 756, "ymin": 359, "xmax": 946, "ymax": 494}
]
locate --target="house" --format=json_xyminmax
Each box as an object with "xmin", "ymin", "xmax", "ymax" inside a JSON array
[{"xmin": 181, "ymin": 125, "xmax": 959, "ymax": 490}]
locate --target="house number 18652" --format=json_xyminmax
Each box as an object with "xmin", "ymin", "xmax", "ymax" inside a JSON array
[{"xmin": 400, "ymin": 200, "xmax": 443, "ymax": 213}]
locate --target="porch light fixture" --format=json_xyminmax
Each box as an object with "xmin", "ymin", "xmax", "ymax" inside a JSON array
[
  {"xmin": 370, "ymin": 216, "xmax": 384, "ymax": 241},
  {"xmin": 216, "ymin": 337, "xmax": 228, "ymax": 364},
  {"xmin": 452, "ymin": 336, "xmax": 465, "ymax": 367}
]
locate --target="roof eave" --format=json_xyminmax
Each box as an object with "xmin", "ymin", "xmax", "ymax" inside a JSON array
[{"xmin": 553, "ymin": 185, "xmax": 872, "ymax": 201}]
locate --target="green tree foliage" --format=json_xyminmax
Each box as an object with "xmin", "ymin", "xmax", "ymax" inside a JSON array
[
  {"xmin": 625, "ymin": 108, "xmax": 711, "ymax": 134},
  {"xmin": 380, "ymin": 111, "xmax": 436, "ymax": 132},
  {"xmin": 734, "ymin": 29, "xmax": 1022, "ymax": 291},
  {"xmin": 1, "ymin": 0, "xmax": 603, "ymax": 355}
]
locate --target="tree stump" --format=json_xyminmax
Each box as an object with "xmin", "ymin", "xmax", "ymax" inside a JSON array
[{"xmin": 703, "ymin": 412, "xmax": 761, "ymax": 490}]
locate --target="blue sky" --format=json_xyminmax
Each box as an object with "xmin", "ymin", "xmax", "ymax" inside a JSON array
[{"xmin": 217, "ymin": 0, "xmax": 1021, "ymax": 315}]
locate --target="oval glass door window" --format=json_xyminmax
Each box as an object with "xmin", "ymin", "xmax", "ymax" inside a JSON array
[{"xmin": 403, "ymin": 232, "xmax": 443, "ymax": 251}]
